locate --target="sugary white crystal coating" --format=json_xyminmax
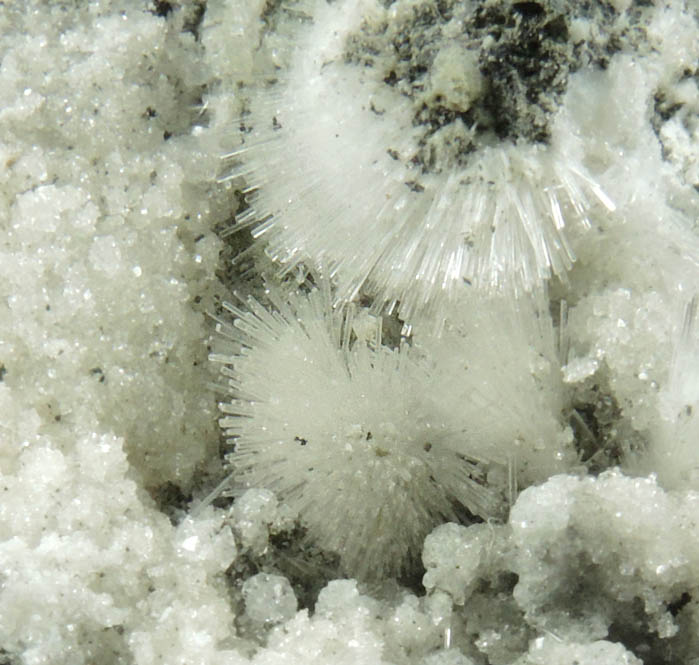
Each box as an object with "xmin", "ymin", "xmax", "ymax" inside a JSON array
[
  {"xmin": 0, "ymin": 0, "xmax": 233, "ymax": 491},
  {"xmin": 417, "ymin": 469, "xmax": 699, "ymax": 661},
  {"xmin": 252, "ymin": 580, "xmax": 388, "ymax": 665},
  {"xmin": 0, "ymin": 432, "xmax": 238, "ymax": 665},
  {"xmin": 0, "ymin": 1, "xmax": 249, "ymax": 663},
  {"xmin": 509, "ymin": 470, "xmax": 699, "ymax": 642}
]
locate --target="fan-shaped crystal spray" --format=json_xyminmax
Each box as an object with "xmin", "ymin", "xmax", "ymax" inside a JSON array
[{"xmin": 228, "ymin": 0, "xmax": 616, "ymax": 322}]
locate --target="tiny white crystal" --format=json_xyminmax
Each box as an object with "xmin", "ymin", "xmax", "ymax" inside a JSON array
[{"xmin": 243, "ymin": 572, "xmax": 297, "ymax": 624}]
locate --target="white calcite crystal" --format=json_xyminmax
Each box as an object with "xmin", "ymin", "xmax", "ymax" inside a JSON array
[
  {"xmin": 2, "ymin": 0, "xmax": 699, "ymax": 664},
  {"xmin": 230, "ymin": 488, "xmax": 289, "ymax": 556},
  {"xmin": 514, "ymin": 636, "xmax": 642, "ymax": 665},
  {"xmin": 250, "ymin": 580, "xmax": 389, "ymax": 665},
  {"xmin": 242, "ymin": 573, "xmax": 298, "ymax": 625},
  {"xmin": 422, "ymin": 522, "xmax": 508, "ymax": 607}
]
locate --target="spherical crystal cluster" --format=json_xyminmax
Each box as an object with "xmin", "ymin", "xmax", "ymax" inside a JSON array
[
  {"xmin": 229, "ymin": 0, "xmax": 624, "ymax": 321},
  {"xmin": 215, "ymin": 287, "xmax": 513, "ymax": 579}
]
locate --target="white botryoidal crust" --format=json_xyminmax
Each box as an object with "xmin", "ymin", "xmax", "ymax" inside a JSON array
[
  {"xmin": 420, "ymin": 469, "xmax": 699, "ymax": 662},
  {"xmin": 507, "ymin": 470, "xmax": 699, "ymax": 647},
  {"xmin": 232, "ymin": 0, "xmax": 618, "ymax": 322},
  {"xmin": 213, "ymin": 285, "xmax": 509, "ymax": 580},
  {"xmin": 513, "ymin": 636, "xmax": 642, "ymax": 665}
]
